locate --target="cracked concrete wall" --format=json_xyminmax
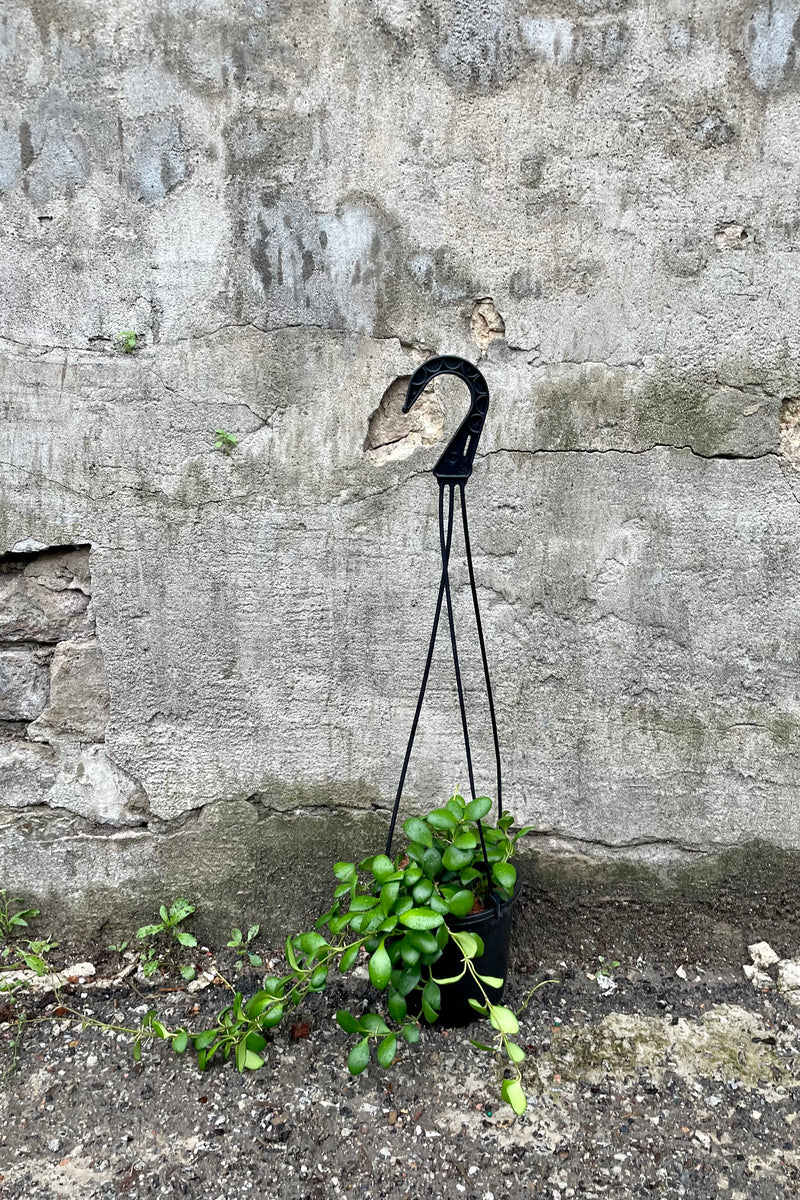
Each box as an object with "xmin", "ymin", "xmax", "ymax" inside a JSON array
[{"xmin": 3, "ymin": 0, "xmax": 800, "ymax": 927}]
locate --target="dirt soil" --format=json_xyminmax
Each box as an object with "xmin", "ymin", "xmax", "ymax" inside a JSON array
[{"xmin": 1, "ymin": 887, "xmax": 799, "ymax": 1200}]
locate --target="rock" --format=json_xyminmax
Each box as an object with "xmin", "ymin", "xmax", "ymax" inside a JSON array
[
  {"xmin": 0, "ymin": 647, "xmax": 51, "ymax": 720},
  {"xmin": 0, "ymin": 741, "xmax": 58, "ymax": 807},
  {"xmin": 29, "ymin": 638, "xmax": 109, "ymax": 741},
  {"xmin": 748, "ymin": 941, "xmax": 779, "ymax": 970},
  {"xmin": 777, "ymin": 960, "xmax": 800, "ymax": 1005},
  {"xmin": 0, "ymin": 548, "xmax": 92, "ymax": 644},
  {"xmin": 742, "ymin": 964, "xmax": 774, "ymax": 990}
]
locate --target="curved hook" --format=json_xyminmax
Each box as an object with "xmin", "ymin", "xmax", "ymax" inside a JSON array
[{"xmin": 403, "ymin": 355, "xmax": 489, "ymax": 483}]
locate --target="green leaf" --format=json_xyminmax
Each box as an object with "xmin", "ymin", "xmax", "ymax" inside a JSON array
[
  {"xmin": 369, "ymin": 941, "xmax": 392, "ymax": 990},
  {"xmin": 506, "ymin": 1041, "xmax": 526, "ymax": 1063},
  {"xmin": 396, "ymin": 965, "xmax": 421, "ymax": 996},
  {"xmin": 460, "ymin": 867, "xmax": 482, "ymax": 885},
  {"xmin": 180, "ymin": 965, "xmax": 196, "ymax": 981},
  {"xmin": 428, "ymin": 893, "xmax": 449, "ymax": 914},
  {"xmin": 427, "ymin": 808, "xmax": 457, "ymax": 831},
  {"xmin": 468, "ymin": 997, "xmax": 488, "ymax": 1015},
  {"xmin": 422, "ymin": 980, "xmax": 441, "ymax": 1013},
  {"xmin": 310, "ymin": 964, "xmax": 328, "ymax": 989},
  {"xmin": 445, "ymin": 796, "xmax": 465, "ymax": 820},
  {"xmin": 172, "ymin": 1029, "xmax": 189, "ymax": 1053},
  {"xmin": 399, "ymin": 908, "xmax": 444, "ymax": 931},
  {"xmin": 453, "ymin": 831, "xmax": 477, "ymax": 850},
  {"xmin": 348, "ymin": 1039, "xmax": 370, "ymax": 1075},
  {"xmin": 339, "ymin": 943, "xmax": 360, "ymax": 973},
  {"xmin": 403, "ymin": 817, "xmax": 433, "ymax": 848},
  {"xmin": 174, "ymin": 931, "xmax": 198, "ymax": 948},
  {"xmin": 132, "ymin": 1038, "xmax": 141, "ymax": 1062},
  {"xmin": 336, "ymin": 1010, "xmax": 360, "ymax": 1034},
  {"xmin": 228, "ymin": 928, "xmax": 243, "ymax": 945},
  {"xmin": 235, "ymin": 1040, "xmax": 247, "ymax": 1073},
  {"xmin": 401, "ymin": 1023, "xmax": 420, "ymax": 1044},
  {"xmin": 421, "ymin": 846, "xmax": 443, "ymax": 879},
  {"xmin": 388, "ymin": 990, "xmax": 407, "ymax": 1023},
  {"xmin": 476, "ymin": 974, "xmax": 504, "ymax": 989},
  {"xmin": 370, "ymin": 855, "xmax": 396, "ymax": 884},
  {"xmin": 442, "ymin": 844, "xmax": 473, "ymax": 871},
  {"xmin": 334, "ymin": 861, "xmax": 356, "ymax": 881},
  {"xmin": 246, "ymin": 1032, "xmax": 267, "ymax": 1054},
  {"xmin": 501, "ymin": 1077, "xmax": 527, "ymax": 1115},
  {"xmin": 151, "ymin": 1021, "xmax": 168, "ymax": 1039},
  {"xmin": 360, "ymin": 1013, "xmax": 390, "ymax": 1035},
  {"xmin": 421, "ymin": 999, "xmax": 438, "ymax": 1024},
  {"xmin": 244, "ymin": 988, "xmax": 272, "ymax": 1017},
  {"xmin": 469, "ymin": 1039, "xmax": 496, "ymax": 1052},
  {"xmin": 297, "ymin": 931, "xmax": 328, "ymax": 957},
  {"xmin": 260, "ymin": 1004, "xmax": 284, "ymax": 1029},
  {"xmin": 380, "ymin": 881, "xmax": 400, "ymax": 915},
  {"xmin": 136, "ymin": 923, "xmax": 162, "ymax": 939},
  {"xmin": 489, "ymin": 1005, "xmax": 519, "ymax": 1035},
  {"xmin": 399, "ymin": 938, "xmax": 420, "ymax": 965},
  {"xmin": 348, "ymin": 896, "xmax": 380, "ymax": 912},
  {"xmin": 411, "ymin": 878, "xmax": 433, "ymax": 904},
  {"xmin": 432, "ymin": 970, "xmax": 464, "ymax": 985},
  {"xmin": 408, "ymin": 930, "xmax": 439, "ymax": 955},
  {"xmin": 453, "ymin": 931, "xmax": 479, "ymax": 959},
  {"xmin": 465, "ymin": 796, "xmax": 492, "ymax": 821},
  {"xmin": 244, "ymin": 1050, "xmax": 264, "ymax": 1070},
  {"xmin": 285, "ymin": 935, "xmax": 299, "ymax": 971},
  {"xmin": 447, "ymin": 890, "xmax": 475, "ymax": 918},
  {"xmin": 194, "ymin": 1029, "xmax": 216, "ymax": 1050},
  {"xmin": 159, "ymin": 905, "xmax": 169, "ymax": 923},
  {"xmin": 376, "ymin": 1033, "xmax": 397, "ymax": 1068},
  {"xmin": 492, "ymin": 862, "xmax": 516, "ymax": 891},
  {"xmin": 247, "ymin": 925, "xmax": 260, "ymax": 942}
]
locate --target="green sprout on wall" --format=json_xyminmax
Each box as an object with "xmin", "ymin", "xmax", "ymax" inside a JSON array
[
  {"xmin": 117, "ymin": 331, "xmax": 138, "ymax": 354},
  {"xmin": 214, "ymin": 428, "xmax": 239, "ymax": 455}
]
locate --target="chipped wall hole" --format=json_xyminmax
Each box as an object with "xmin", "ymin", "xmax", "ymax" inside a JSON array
[
  {"xmin": 470, "ymin": 298, "xmax": 505, "ymax": 354},
  {"xmin": 779, "ymin": 398, "xmax": 800, "ymax": 472},
  {"xmin": 364, "ymin": 375, "xmax": 445, "ymax": 467}
]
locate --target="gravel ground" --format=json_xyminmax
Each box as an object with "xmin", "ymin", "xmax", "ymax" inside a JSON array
[{"xmin": 1, "ymin": 889, "xmax": 799, "ymax": 1200}]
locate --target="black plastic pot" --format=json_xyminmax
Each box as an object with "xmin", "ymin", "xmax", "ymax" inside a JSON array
[{"xmin": 432, "ymin": 880, "xmax": 521, "ymax": 1028}]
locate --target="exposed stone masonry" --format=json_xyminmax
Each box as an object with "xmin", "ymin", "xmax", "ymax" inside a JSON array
[{"xmin": 0, "ymin": 545, "xmax": 146, "ymax": 826}]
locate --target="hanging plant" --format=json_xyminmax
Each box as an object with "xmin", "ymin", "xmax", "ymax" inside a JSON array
[{"xmin": 134, "ymin": 795, "xmax": 546, "ymax": 1115}]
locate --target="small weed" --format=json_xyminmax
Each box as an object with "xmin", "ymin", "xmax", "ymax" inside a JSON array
[
  {"xmin": 592, "ymin": 955, "xmax": 621, "ymax": 979},
  {"xmin": 0, "ymin": 890, "xmax": 57, "ymax": 978},
  {"xmin": 135, "ymin": 900, "xmax": 198, "ymax": 979},
  {"xmin": 227, "ymin": 925, "xmax": 262, "ymax": 970},
  {"xmin": 214, "ymin": 428, "xmax": 238, "ymax": 455},
  {"xmin": 117, "ymin": 331, "xmax": 138, "ymax": 354},
  {"xmin": 108, "ymin": 940, "xmax": 128, "ymax": 955},
  {"xmin": 0, "ymin": 891, "xmax": 38, "ymax": 940}
]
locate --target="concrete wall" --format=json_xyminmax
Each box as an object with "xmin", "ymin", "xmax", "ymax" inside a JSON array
[{"xmin": 3, "ymin": 0, "xmax": 800, "ymax": 928}]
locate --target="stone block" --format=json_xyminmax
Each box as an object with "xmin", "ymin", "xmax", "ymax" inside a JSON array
[
  {"xmin": 0, "ymin": 648, "xmax": 50, "ymax": 720},
  {"xmin": 0, "ymin": 547, "xmax": 92, "ymax": 644},
  {"xmin": 29, "ymin": 638, "xmax": 109, "ymax": 742}
]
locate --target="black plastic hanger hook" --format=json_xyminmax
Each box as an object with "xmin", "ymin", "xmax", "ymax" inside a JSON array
[{"xmin": 403, "ymin": 355, "xmax": 490, "ymax": 483}]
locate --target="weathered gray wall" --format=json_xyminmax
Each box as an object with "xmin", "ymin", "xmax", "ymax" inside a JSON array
[{"xmin": 3, "ymin": 0, "xmax": 800, "ymax": 928}]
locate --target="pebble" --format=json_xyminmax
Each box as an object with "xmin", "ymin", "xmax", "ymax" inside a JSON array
[{"xmin": 748, "ymin": 942, "xmax": 779, "ymax": 970}]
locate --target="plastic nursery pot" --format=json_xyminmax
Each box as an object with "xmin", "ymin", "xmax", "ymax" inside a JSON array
[{"xmin": 429, "ymin": 878, "xmax": 521, "ymax": 1029}]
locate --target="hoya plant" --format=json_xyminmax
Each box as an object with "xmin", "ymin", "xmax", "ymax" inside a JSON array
[{"xmin": 136, "ymin": 795, "xmax": 539, "ymax": 1115}]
